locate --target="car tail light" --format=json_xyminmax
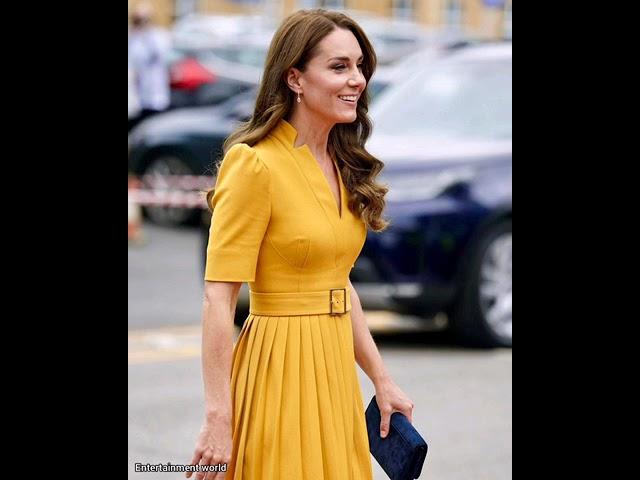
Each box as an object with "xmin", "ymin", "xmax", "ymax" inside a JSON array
[{"xmin": 170, "ymin": 57, "xmax": 216, "ymax": 91}]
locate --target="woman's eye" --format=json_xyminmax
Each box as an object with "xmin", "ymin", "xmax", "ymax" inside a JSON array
[{"xmin": 333, "ymin": 64, "xmax": 363, "ymax": 71}]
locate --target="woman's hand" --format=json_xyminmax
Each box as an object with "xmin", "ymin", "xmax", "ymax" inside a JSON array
[
  {"xmin": 186, "ymin": 413, "xmax": 232, "ymax": 480},
  {"xmin": 374, "ymin": 378, "xmax": 415, "ymax": 438}
]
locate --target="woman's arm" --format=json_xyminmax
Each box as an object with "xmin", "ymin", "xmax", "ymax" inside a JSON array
[
  {"xmin": 187, "ymin": 280, "xmax": 240, "ymax": 479},
  {"xmin": 348, "ymin": 277, "xmax": 415, "ymax": 437},
  {"xmin": 201, "ymin": 281, "xmax": 240, "ymax": 420}
]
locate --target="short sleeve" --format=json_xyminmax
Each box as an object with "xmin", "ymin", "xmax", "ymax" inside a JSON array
[{"xmin": 204, "ymin": 144, "xmax": 271, "ymax": 282}]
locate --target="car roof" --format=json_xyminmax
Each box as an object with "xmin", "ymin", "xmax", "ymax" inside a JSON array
[{"xmin": 444, "ymin": 42, "xmax": 512, "ymax": 63}]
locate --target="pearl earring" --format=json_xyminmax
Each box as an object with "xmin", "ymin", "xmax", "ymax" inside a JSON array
[{"xmin": 297, "ymin": 91, "xmax": 301, "ymax": 103}]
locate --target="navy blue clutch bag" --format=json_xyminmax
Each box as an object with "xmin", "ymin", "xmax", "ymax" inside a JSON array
[{"xmin": 365, "ymin": 395, "xmax": 428, "ymax": 480}]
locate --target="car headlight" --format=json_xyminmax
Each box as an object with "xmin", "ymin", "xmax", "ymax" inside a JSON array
[{"xmin": 384, "ymin": 166, "xmax": 476, "ymax": 202}]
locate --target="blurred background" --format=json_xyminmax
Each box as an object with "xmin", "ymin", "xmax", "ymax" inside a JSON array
[{"xmin": 128, "ymin": 1, "xmax": 511, "ymax": 479}]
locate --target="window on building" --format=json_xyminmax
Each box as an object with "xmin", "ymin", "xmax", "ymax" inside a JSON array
[
  {"xmin": 393, "ymin": 0, "xmax": 413, "ymax": 20},
  {"xmin": 175, "ymin": 0, "xmax": 198, "ymax": 19},
  {"xmin": 320, "ymin": 0, "xmax": 345, "ymax": 9},
  {"xmin": 504, "ymin": 0, "xmax": 512, "ymax": 39},
  {"xmin": 444, "ymin": 0, "xmax": 463, "ymax": 29}
]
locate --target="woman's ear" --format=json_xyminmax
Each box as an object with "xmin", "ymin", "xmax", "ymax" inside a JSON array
[{"xmin": 286, "ymin": 67, "xmax": 302, "ymax": 93}]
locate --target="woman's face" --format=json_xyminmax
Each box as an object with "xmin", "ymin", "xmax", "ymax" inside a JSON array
[{"xmin": 291, "ymin": 28, "xmax": 367, "ymax": 125}]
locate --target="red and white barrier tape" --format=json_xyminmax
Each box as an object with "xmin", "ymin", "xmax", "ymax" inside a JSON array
[
  {"xmin": 128, "ymin": 175, "xmax": 213, "ymax": 208},
  {"xmin": 139, "ymin": 174, "xmax": 214, "ymax": 190},
  {"xmin": 128, "ymin": 189, "xmax": 208, "ymax": 208}
]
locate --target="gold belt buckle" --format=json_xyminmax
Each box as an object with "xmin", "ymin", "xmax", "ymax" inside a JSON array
[{"xmin": 329, "ymin": 288, "xmax": 347, "ymax": 315}]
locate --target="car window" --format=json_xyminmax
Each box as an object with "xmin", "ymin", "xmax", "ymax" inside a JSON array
[
  {"xmin": 372, "ymin": 59, "xmax": 512, "ymax": 140},
  {"xmin": 199, "ymin": 46, "xmax": 267, "ymax": 68}
]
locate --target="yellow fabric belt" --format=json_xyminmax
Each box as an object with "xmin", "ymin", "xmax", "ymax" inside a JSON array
[{"xmin": 249, "ymin": 287, "xmax": 351, "ymax": 316}]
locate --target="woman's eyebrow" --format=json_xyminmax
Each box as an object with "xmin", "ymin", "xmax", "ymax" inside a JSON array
[{"xmin": 327, "ymin": 55, "xmax": 364, "ymax": 62}]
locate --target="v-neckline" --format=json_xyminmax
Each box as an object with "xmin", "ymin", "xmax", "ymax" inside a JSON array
[
  {"xmin": 320, "ymin": 157, "xmax": 343, "ymax": 219},
  {"xmin": 281, "ymin": 119, "xmax": 344, "ymax": 219}
]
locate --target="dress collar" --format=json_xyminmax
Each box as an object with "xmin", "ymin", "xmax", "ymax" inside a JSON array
[{"xmin": 270, "ymin": 118, "xmax": 345, "ymax": 219}]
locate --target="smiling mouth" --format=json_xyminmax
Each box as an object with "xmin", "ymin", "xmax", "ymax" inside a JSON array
[{"xmin": 338, "ymin": 95, "xmax": 358, "ymax": 104}]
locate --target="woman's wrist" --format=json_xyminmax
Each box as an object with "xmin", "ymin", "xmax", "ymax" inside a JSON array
[
  {"xmin": 372, "ymin": 371, "xmax": 392, "ymax": 389},
  {"xmin": 205, "ymin": 405, "xmax": 231, "ymax": 423}
]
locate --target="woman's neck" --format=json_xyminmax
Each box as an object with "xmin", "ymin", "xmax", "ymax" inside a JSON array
[{"xmin": 287, "ymin": 112, "xmax": 334, "ymax": 164}]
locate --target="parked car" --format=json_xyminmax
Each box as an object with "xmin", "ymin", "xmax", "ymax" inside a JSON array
[
  {"xmin": 168, "ymin": 14, "xmax": 273, "ymax": 109},
  {"xmin": 358, "ymin": 41, "xmax": 512, "ymax": 347},
  {"xmin": 128, "ymin": 86, "xmax": 256, "ymax": 225},
  {"xmin": 352, "ymin": 14, "xmax": 465, "ymax": 66},
  {"xmin": 171, "ymin": 13, "xmax": 276, "ymax": 51},
  {"xmin": 168, "ymin": 47, "xmax": 258, "ymax": 109}
]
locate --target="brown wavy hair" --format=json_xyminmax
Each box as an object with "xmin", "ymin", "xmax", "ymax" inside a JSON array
[{"xmin": 207, "ymin": 8, "xmax": 389, "ymax": 232}]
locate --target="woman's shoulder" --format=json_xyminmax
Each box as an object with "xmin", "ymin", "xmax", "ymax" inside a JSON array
[
  {"xmin": 218, "ymin": 143, "xmax": 271, "ymax": 190},
  {"xmin": 247, "ymin": 136, "xmax": 285, "ymax": 170},
  {"xmin": 225, "ymin": 128, "xmax": 287, "ymax": 172},
  {"xmin": 225, "ymin": 142, "xmax": 256, "ymax": 158}
]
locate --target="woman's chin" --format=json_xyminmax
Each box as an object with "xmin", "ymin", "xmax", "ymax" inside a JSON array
[{"xmin": 334, "ymin": 112, "xmax": 357, "ymax": 123}]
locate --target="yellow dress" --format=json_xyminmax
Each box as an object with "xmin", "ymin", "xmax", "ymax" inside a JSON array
[{"xmin": 205, "ymin": 119, "xmax": 373, "ymax": 479}]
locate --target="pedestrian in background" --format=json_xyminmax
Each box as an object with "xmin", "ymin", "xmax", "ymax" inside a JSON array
[{"xmin": 128, "ymin": 2, "xmax": 171, "ymax": 132}]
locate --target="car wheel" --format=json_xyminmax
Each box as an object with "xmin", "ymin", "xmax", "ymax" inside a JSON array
[
  {"xmin": 452, "ymin": 220, "xmax": 512, "ymax": 348},
  {"xmin": 142, "ymin": 154, "xmax": 200, "ymax": 226},
  {"xmin": 234, "ymin": 306, "xmax": 250, "ymax": 327}
]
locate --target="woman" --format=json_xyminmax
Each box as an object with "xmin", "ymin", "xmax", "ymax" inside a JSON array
[{"xmin": 187, "ymin": 9, "xmax": 415, "ymax": 480}]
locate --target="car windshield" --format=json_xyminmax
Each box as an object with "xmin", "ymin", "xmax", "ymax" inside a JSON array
[
  {"xmin": 372, "ymin": 59, "xmax": 512, "ymax": 140},
  {"xmin": 199, "ymin": 46, "xmax": 267, "ymax": 68}
]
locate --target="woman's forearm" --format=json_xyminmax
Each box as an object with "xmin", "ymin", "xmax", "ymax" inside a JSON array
[
  {"xmin": 200, "ymin": 288, "xmax": 237, "ymax": 421},
  {"xmin": 348, "ymin": 279, "xmax": 391, "ymax": 387}
]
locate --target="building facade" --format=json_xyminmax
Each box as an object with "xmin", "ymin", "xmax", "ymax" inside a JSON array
[{"xmin": 129, "ymin": 0, "xmax": 511, "ymax": 39}]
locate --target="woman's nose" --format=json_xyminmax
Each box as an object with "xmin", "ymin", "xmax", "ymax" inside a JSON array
[{"xmin": 349, "ymin": 71, "xmax": 366, "ymax": 89}]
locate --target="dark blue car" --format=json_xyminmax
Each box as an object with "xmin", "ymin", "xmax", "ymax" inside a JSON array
[{"xmin": 356, "ymin": 42, "xmax": 512, "ymax": 347}]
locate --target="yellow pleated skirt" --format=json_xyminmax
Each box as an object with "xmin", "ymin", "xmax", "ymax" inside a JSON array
[{"xmin": 228, "ymin": 313, "xmax": 373, "ymax": 479}]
